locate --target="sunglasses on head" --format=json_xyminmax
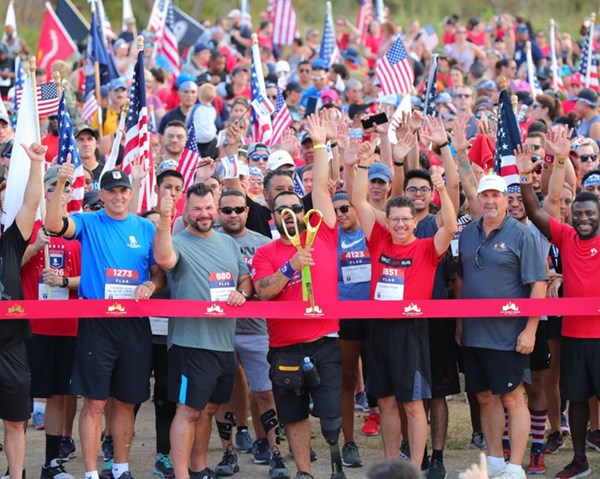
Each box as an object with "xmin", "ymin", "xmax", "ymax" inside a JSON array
[
  {"xmin": 88, "ymin": 202, "xmax": 104, "ymax": 211},
  {"xmin": 220, "ymin": 206, "xmax": 246, "ymax": 215},
  {"xmin": 275, "ymin": 204, "xmax": 303, "ymax": 215},
  {"xmin": 250, "ymin": 154, "xmax": 269, "ymax": 162},
  {"xmin": 334, "ymin": 204, "xmax": 351, "ymax": 214}
]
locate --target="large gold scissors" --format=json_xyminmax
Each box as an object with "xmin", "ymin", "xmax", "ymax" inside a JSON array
[{"xmin": 281, "ymin": 208, "xmax": 323, "ymax": 309}]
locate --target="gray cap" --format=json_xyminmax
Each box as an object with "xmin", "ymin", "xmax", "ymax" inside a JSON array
[{"xmin": 44, "ymin": 165, "xmax": 73, "ymax": 185}]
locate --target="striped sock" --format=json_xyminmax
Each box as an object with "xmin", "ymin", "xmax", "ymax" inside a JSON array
[
  {"xmin": 502, "ymin": 409, "xmax": 510, "ymax": 449},
  {"xmin": 530, "ymin": 408, "xmax": 547, "ymax": 453}
]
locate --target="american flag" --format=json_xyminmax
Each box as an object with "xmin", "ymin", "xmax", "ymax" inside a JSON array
[
  {"xmin": 270, "ymin": 88, "xmax": 292, "ymax": 146},
  {"xmin": 122, "ymin": 49, "xmax": 155, "ymax": 212},
  {"xmin": 526, "ymin": 42, "xmax": 543, "ymax": 97},
  {"xmin": 374, "ymin": 0, "xmax": 387, "ymax": 23},
  {"xmin": 493, "ymin": 89, "xmax": 521, "ymax": 186},
  {"xmin": 156, "ymin": 0, "xmax": 180, "ymax": 75},
  {"xmin": 549, "ymin": 22, "xmax": 566, "ymax": 92},
  {"xmin": 12, "ymin": 56, "xmax": 24, "ymax": 127},
  {"xmin": 375, "ymin": 36, "xmax": 414, "ymax": 95},
  {"xmin": 319, "ymin": 2, "xmax": 339, "ymax": 67},
  {"xmin": 421, "ymin": 54, "xmax": 438, "ymax": 116},
  {"xmin": 580, "ymin": 23, "xmax": 599, "ymax": 91},
  {"xmin": 251, "ymin": 40, "xmax": 273, "ymax": 143},
  {"xmin": 82, "ymin": 93, "xmax": 99, "ymax": 123},
  {"xmin": 418, "ymin": 24, "xmax": 439, "ymax": 51},
  {"xmin": 356, "ymin": 0, "xmax": 374, "ymax": 44},
  {"xmin": 57, "ymin": 92, "xmax": 84, "ymax": 212},
  {"xmin": 147, "ymin": 0, "xmax": 167, "ymax": 33},
  {"xmin": 15, "ymin": 82, "xmax": 59, "ymax": 117},
  {"xmin": 177, "ymin": 122, "xmax": 200, "ymax": 191},
  {"xmin": 272, "ymin": 0, "xmax": 298, "ymax": 46}
]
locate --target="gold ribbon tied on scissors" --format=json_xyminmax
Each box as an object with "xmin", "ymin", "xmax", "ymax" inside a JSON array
[{"xmin": 280, "ymin": 208, "xmax": 324, "ymax": 310}]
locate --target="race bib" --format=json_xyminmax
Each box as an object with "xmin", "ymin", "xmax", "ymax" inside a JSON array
[
  {"xmin": 341, "ymin": 250, "xmax": 371, "ymax": 284},
  {"xmin": 38, "ymin": 277, "xmax": 69, "ymax": 300},
  {"xmin": 209, "ymin": 271, "xmax": 235, "ymax": 301},
  {"xmin": 451, "ymin": 223, "xmax": 468, "ymax": 257},
  {"xmin": 104, "ymin": 268, "xmax": 139, "ymax": 299},
  {"xmin": 374, "ymin": 267, "xmax": 404, "ymax": 301},
  {"xmin": 149, "ymin": 317, "xmax": 168, "ymax": 336}
]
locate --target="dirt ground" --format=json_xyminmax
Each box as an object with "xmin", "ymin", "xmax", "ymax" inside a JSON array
[{"xmin": 10, "ymin": 393, "xmax": 600, "ymax": 479}]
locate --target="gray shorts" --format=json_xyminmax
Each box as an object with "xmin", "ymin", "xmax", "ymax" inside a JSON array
[{"xmin": 235, "ymin": 334, "xmax": 272, "ymax": 393}]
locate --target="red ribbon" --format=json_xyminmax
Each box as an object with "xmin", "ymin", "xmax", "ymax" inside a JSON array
[{"xmin": 0, "ymin": 297, "xmax": 597, "ymax": 320}]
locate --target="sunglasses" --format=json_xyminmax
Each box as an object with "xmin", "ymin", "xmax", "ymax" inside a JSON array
[
  {"xmin": 250, "ymin": 154, "xmax": 269, "ymax": 162},
  {"xmin": 250, "ymin": 179, "xmax": 263, "ymax": 185},
  {"xmin": 334, "ymin": 204, "xmax": 351, "ymax": 214},
  {"xmin": 220, "ymin": 206, "xmax": 247, "ymax": 215},
  {"xmin": 275, "ymin": 204, "xmax": 304, "ymax": 215},
  {"xmin": 580, "ymin": 154, "xmax": 598, "ymax": 162}
]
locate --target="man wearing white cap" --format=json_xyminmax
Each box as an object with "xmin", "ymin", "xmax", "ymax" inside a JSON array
[{"xmin": 455, "ymin": 174, "xmax": 547, "ymax": 479}]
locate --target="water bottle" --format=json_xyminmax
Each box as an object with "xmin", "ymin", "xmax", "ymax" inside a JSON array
[{"xmin": 302, "ymin": 356, "xmax": 321, "ymax": 389}]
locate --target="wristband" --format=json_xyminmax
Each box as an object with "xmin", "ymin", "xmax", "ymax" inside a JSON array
[
  {"xmin": 330, "ymin": 142, "xmax": 338, "ymax": 148},
  {"xmin": 393, "ymin": 161, "xmax": 404, "ymax": 167},
  {"xmin": 313, "ymin": 144, "xmax": 327, "ymax": 151},
  {"xmin": 279, "ymin": 261, "xmax": 296, "ymax": 280},
  {"xmin": 520, "ymin": 173, "xmax": 532, "ymax": 184},
  {"xmin": 357, "ymin": 164, "xmax": 369, "ymax": 170},
  {"xmin": 143, "ymin": 281, "xmax": 155, "ymax": 291},
  {"xmin": 544, "ymin": 154, "xmax": 555, "ymax": 164},
  {"xmin": 62, "ymin": 277, "xmax": 69, "ymax": 288},
  {"xmin": 437, "ymin": 141, "xmax": 450, "ymax": 149}
]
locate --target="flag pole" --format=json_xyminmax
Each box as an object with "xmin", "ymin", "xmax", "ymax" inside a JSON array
[
  {"xmin": 29, "ymin": 55, "xmax": 51, "ymax": 271},
  {"xmin": 584, "ymin": 13, "xmax": 596, "ymax": 88},
  {"xmin": 91, "ymin": 0, "xmax": 104, "ymax": 138}
]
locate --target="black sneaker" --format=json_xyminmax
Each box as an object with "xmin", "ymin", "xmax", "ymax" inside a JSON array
[
  {"xmin": 58, "ymin": 437, "xmax": 76, "ymax": 461},
  {"xmin": 294, "ymin": 473, "xmax": 313, "ymax": 479},
  {"xmin": 98, "ymin": 461, "xmax": 113, "ymax": 479},
  {"xmin": 214, "ymin": 445, "xmax": 239, "ymax": 477},
  {"xmin": 428, "ymin": 458, "xmax": 447, "ymax": 479},
  {"xmin": 190, "ymin": 469, "xmax": 219, "ymax": 479},
  {"xmin": 101, "ymin": 435, "xmax": 114, "ymax": 462},
  {"xmin": 341, "ymin": 442, "xmax": 362, "ymax": 468},
  {"xmin": 269, "ymin": 447, "xmax": 290, "ymax": 479},
  {"xmin": 40, "ymin": 459, "xmax": 73, "ymax": 479}
]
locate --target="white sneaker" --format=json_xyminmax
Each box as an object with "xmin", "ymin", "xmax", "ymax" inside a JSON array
[
  {"xmin": 498, "ymin": 465, "xmax": 526, "ymax": 479},
  {"xmin": 487, "ymin": 462, "xmax": 506, "ymax": 478}
]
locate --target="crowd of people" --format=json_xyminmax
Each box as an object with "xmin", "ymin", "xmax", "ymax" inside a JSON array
[{"xmin": 0, "ymin": 5, "xmax": 599, "ymax": 479}]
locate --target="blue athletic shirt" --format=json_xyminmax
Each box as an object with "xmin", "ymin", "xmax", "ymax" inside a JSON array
[
  {"xmin": 337, "ymin": 227, "xmax": 371, "ymax": 301},
  {"xmin": 71, "ymin": 210, "xmax": 156, "ymax": 299}
]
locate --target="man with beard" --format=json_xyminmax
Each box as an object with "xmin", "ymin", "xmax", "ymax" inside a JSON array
[
  {"xmin": 456, "ymin": 174, "xmax": 547, "ymax": 479},
  {"xmin": 216, "ymin": 189, "xmax": 290, "ymax": 478},
  {"xmin": 252, "ymin": 112, "xmax": 343, "ymax": 479},
  {"xmin": 518, "ymin": 143, "xmax": 600, "ymax": 479},
  {"xmin": 153, "ymin": 183, "xmax": 251, "ymax": 479},
  {"xmin": 41, "ymin": 114, "xmax": 59, "ymax": 163}
]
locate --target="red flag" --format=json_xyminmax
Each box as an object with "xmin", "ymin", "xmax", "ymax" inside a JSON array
[{"xmin": 36, "ymin": 2, "xmax": 78, "ymax": 71}]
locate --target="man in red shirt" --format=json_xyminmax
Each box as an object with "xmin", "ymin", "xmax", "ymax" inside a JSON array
[
  {"xmin": 253, "ymin": 111, "xmax": 340, "ymax": 479},
  {"xmin": 519, "ymin": 130, "xmax": 600, "ymax": 479},
  {"xmin": 351, "ymin": 141, "xmax": 457, "ymax": 470}
]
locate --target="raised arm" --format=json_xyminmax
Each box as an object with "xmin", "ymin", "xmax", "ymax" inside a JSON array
[
  {"xmin": 432, "ymin": 169, "xmax": 458, "ymax": 255},
  {"xmin": 391, "ymin": 130, "xmax": 417, "ymax": 197},
  {"xmin": 222, "ymin": 122, "xmax": 244, "ymax": 193},
  {"xmin": 542, "ymin": 126, "xmax": 572, "ymax": 220},
  {"xmin": 45, "ymin": 157, "xmax": 77, "ymax": 238},
  {"xmin": 450, "ymin": 115, "xmax": 480, "ymax": 219},
  {"xmin": 15, "ymin": 143, "xmax": 46, "ymax": 240},
  {"xmin": 153, "ymin": 190, "xmax": 178, "ymax": 270},
  {"xmin": 351, "ymin": 141, "xmax": 377, "ymax": 240},
  {"xmin": 516, "ymin": 145, "xmax": 552, "ymax": 239},
  {"xmin": 305, "ymin": 111, "xmax": 335, "ymax": 228}
]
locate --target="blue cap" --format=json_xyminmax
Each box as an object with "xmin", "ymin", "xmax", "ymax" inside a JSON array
[
  {"xmin": 311, "ymin": 58, "xmax": 328, "ymax": 71},
  {"xmin": 194, "ymin": 42, "xmax": 210, "ymax": 53},
  {"xmin": 157, "ymin": 159, "xmax": 179, "ymax": 175},
  {"xmin": 368, "ymin": 163, "xmax": 391, "ymax": 183},
  {"xmin": 342, "ymin": 47, "xmax": 361, "ymax": 66},
  {"xmin": 175, "ymin": 72, "xmax": 196, "ymax": 88},
  {"xmin": 108, "ymin": 77, "xmax": 127, "ymax": 92}
]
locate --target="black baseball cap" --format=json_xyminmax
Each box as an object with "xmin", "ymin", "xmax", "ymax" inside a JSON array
[{"xmin": 100, "ymin": 169, "xmax": 131, "ymax": 190}]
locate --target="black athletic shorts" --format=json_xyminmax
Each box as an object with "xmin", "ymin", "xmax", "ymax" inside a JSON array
[
  {"xmin": 27, "ymin": 334, "xmax": 76, "ymax": 397},
  {"xmin": 338, "ymin": 319, "xmax": 369, "ymax": 341},
  {"xmin": 428, "ymin": 318, "xmax": 460, "ymax": 397},
  {"xmin": 268, "ymin": 337, "xmax": 341, "ymax": 424},
  {"xmin": 546, "ymin": 316, "xmax": 563, "ymax": 341},
  {"xmin": 367, "ymin": 319, "xmax": 432, "ymax": 403},
  {"xmin": 168, "ymin": 345, "xmax": 236, "ymax": 410},
  {"xmin": 530, "ymin": 321, "xmax": 550, "ymax": 371},
  {"xmin": 462, "ymin": 346, "xmax": 531, "ymax": 395},
  {"xmin": 560, "ymin": 337, "xmax": 600, "ymax": 402},
  {"xmin": 0, "ymin": 341, "xmax": 31, "ymax": 421},
  {"xmin": 70, "ymin": 317, "xmax": 152, "ymax": 404}
]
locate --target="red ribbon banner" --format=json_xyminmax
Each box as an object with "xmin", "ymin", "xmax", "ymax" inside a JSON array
[{"xmin": 0, "ymin": 297, "xmax": 598, "ymax": 320}]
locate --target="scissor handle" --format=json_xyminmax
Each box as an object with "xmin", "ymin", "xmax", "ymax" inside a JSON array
[
  {"xmin": 280, "ymin": 208, "xmax": 302, "ymax": 250},
  {"xmin": 303, "ymin": 209, "xmax": 324, "ymax": 248}
]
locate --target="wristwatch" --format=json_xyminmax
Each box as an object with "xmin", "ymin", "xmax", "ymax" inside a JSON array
[{"xmin": 62, "ymin": 277, "xmax": 69, "ymax": 288}]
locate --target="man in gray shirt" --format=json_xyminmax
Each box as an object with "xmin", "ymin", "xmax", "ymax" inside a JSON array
[
  {"xmin": 216, "ymin": 189, "xmax": 289, "ymax": 479},
  {"xmin": 456, "ymin": 175, "xmax": 547, "ymax": 479},
  {"xmin": 154, "ymin": 183, "xmax": 252, "ymax": 479}
]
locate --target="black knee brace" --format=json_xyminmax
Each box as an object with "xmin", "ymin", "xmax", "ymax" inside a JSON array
[
  {"xmin": 260, "ymin": 408, "xmax": 279, "ymax": 442},
  {"xmin": 216, "ymin": 411, "xmax": 236, "ymax": 441}
]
